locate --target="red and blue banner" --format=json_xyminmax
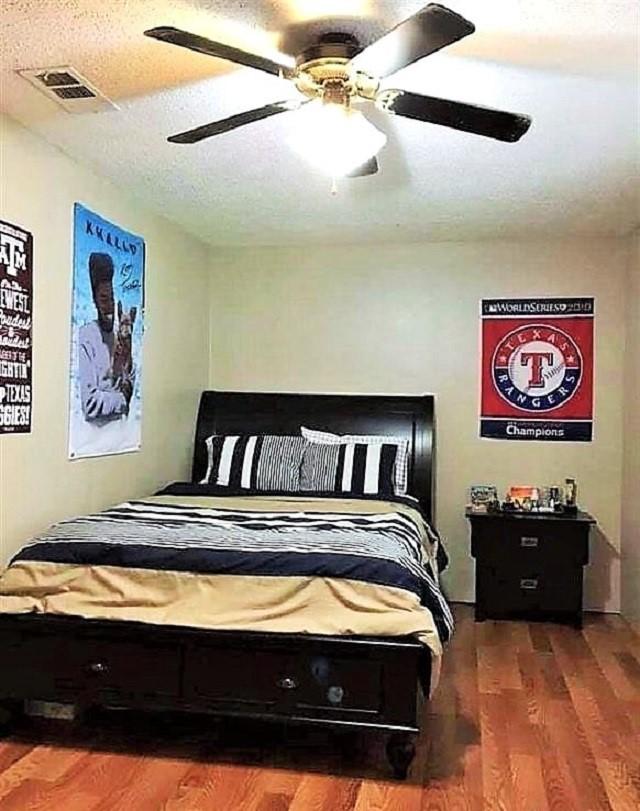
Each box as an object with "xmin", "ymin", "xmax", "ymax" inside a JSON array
[{"xmin": 480, "ymin": 298, "xmax": 594, "ymax": 442}]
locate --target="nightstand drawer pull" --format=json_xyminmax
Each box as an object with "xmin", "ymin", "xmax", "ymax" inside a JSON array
[
  {"xmin": 521, "ymin": 536, "xmax": 539, "ymax": 548},
  {"xmin": 520, "ymin": 578, "xmax": 539, "ymax": 590}
]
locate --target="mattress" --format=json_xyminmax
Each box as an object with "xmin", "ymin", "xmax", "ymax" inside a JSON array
[{"xmin": 0, "ymin": 485, "xmax": 453, "ymax": 659}]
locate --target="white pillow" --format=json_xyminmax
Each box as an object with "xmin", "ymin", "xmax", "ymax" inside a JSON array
[{"xmin": 301, "ymin": 426, "xmax": 409, "ymax": 496}]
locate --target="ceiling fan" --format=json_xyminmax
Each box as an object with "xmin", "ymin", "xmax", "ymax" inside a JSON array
[{"xmin": 145, "ymin": 3, "xmax": 532, "ymax": 177}]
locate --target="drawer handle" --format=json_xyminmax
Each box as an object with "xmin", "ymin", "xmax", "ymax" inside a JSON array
[
  {"xmin": 86, "ymin": 661, "xmax": 109, "ymax": 675},
  {"xmin": 277, "ymin": 677, "xmax": 298, "ymax": 691},
  {"xmin": 521, "ymin": 536, "xmax": 539, "ymax": 548},
  {"xmin": 520, "ymin": 578, "xmax": 539, "ymax": 590}
]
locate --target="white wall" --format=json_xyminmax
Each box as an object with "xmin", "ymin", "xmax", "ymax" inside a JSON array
[
  {"xmin": 0, "ymin": 115, "xmax": 210, "ymax": 564},
  {"xmin": 208, "ymin": 239, "xmax": 628, "ymax": 610},
  {"xmin": 622, "ymin": 232, "xmax": 640, "ymax": 621}
]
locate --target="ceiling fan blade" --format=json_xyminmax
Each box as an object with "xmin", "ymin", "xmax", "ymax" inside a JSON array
[
  {"xmin": 144, "ymin": 26, "xmax": 294, "ymax": 79},
  {"xmin": 377, "ymin": 89, "xmax": 532, "ymax": 142},
  {"xmin": 352, "ymin": 4, "xmax": 475, "ymax": 78},
  {"xmin": 168, "ymin": 100, "xmax": 303, "ymax": 144},
  {"xmin": 347, "ymin": 157, "xmax": 380, "ymax": 177}
]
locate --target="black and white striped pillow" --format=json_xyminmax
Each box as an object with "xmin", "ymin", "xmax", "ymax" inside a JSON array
[
  {"xmin": 202, "ymin": 435, "xmax": 305, "ymax": 491},
  {"xmin": 301, "ymin": 441, "xmax": 397, "ymax": 497},
  {"xmin": 301, "ymin": 427, "xmax": 409, "ymax": 496}
]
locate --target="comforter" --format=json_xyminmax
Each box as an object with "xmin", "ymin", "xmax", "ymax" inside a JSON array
[{"xmin": 0, "ymin": 486, "xmax": 453, "ymax": 659}]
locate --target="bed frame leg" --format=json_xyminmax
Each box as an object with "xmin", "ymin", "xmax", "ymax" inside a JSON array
[{"xmin": 386, "ymin": 732, "xmax": 416, "ymax": 780}]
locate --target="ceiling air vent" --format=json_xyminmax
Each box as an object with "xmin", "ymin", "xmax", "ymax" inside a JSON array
[{"xmin": 17, "ymin": 66, "xmax": 118, "ymax": 113}]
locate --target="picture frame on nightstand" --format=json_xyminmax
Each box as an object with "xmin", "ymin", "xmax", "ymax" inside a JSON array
[{"xmin": 468, "ymin": 485, "xmax": 498, "ymax": 513}]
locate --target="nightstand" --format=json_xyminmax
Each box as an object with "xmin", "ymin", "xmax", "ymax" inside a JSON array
[{"xmin": 466, "ymin": 509, "xmax": 595, "ymax": 628}]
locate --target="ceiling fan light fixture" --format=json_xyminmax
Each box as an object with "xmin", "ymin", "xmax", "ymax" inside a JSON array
[{"xmin": 288, "ymin": 100, "xmax": 386, "ymax": 177}]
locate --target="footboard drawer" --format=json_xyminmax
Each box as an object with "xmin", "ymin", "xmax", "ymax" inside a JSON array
[
  {"xmin": 184, "ymin": 645, "xmax": 298, "ymax": 711},
  {"xmin": 184, "ymin": 643, "xmax": 383, "ymax": 717},
  {"xmin": 0, "ymin": 630, "xmax": 181, "ymax": 704}
]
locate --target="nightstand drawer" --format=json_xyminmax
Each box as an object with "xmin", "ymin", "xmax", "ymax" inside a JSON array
[
  {"xmin": 471, "ymin": 521, "xmax": 588, "ymax": 565},
  {"xmin": 477, "ymin": 564, "xmax": 583, "ymax": 617}
]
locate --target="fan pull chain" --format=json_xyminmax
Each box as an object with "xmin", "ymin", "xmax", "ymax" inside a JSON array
[{"xmin": 331, "ymin": 176, "xmax": 338, "ymax": 196}]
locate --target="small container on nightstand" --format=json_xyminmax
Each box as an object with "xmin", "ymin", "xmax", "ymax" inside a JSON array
[{"xmin": 466, "ymin": 508, "xmax": 596, "ymax": 629}]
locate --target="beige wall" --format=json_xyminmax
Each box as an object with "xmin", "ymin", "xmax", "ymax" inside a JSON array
[
  {"xmin": 0, "ymin": 115, "xmax": 209, "ymax": 564},
  {"xmin": 208, "ymin": 239, "xmax": 628, "ymax": 610},
  {"xmin": 1, "ymin": 112, "xmax": 633, "ymax": 616},
  {"xmin": 622, "ymin": 232, "xmax": 640, "ymax": 620}
]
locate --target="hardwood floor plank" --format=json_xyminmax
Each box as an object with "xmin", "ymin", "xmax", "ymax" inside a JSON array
[
  {"xmin": 255, "ymin": 792, "xmax": 294, "ymax": 811},
  {"xmin": 578, "ymin": 647, "xmax": 636, "ymax": 736},
  {"xmin": 353, "ymin": 779, "xmax": 422, "ymax": 811},
  {"xmin": 289, "ymin": 774, "xmax": 360, "ymax": 811},
  {"xmin": 91, "ymin": 755, "xmax": 194, "ymax": 811},
  {"xmin": 134, "ymin": 758, "xmax": 214, "ymax": 810},
  {"xmin": 445, "ymin": 612, "xmax": 483, "ymax": 811},
  {"xmin": 478, "ymin": 643, "xmax": 522, "ymax": 694},
  {"xmin": 545, "ymin": 697, "xmax": 612, "ymax": 810},
  {"xmin": 583, "ymin": 624, "xmax": 640, "ymax": 701},
  {"xmin": 595, "ymin": 757, "xmax": 640, "ymax": 811},
  {"xmin": 517, "ymin": 651, "xmax": 553, "ymax": 727},
  {"xmin": 615, "ymin": 652, "xmax": 640, "ymax": 693},
  {"xmin": 479, "ymin": 692, "xmax": 516, "ymax": 810},
  {"xmin": 506, "ymin": 622, "xmax": 535, "ymax": 654},
  {"xmin": 501, "ymin": 688, "xmax": 538, "ymax": 756},
  {"xmin": 0, "ymin": 782, "xmax": 98, "ymax": 811},
  {"xmin": 0, "ymin": 745, "xmax": 86, "ymax": 803},
  {"xmin": 510, "ymin": 753, "xmax": 549, "ymax": 811},
  {"xmin": 528, "ymin": 624, "xmax": 553, "ymax": 653},
  {"xmin": 241, "ymin": 768, "xmax": 303, "ymax": 811},
  {"xmin": 0, "ymin": 742, "xmax": 34, "ymax": 774},
  {"xmin": 534, "ymin": 722, "xmax": 584, "ymax": 811},
  {"xmin": 623, "ymin": 700, "xmax": 640, "ymax": 738},
  {"xmin": 420, "ymin": 711, "xmax": 480, "ymax": 810}
]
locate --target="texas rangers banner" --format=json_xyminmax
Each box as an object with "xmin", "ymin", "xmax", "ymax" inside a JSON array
[
  {"xmin": 0, "ymin": 219, "xmax": 33, "ymax": 434},
  {"xmin": 69, "ymin": 204, "xmax": 144, "ymax": 459},
  {"xmin": 480, "ymin": 297, "xmax": 594, "ymax": 442}
]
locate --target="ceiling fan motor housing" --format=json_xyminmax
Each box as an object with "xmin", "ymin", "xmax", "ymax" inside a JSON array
[
  {"xmin": 295, "ymin": 33, "xmax": 360, "ymax": 66},
  {"xmin": 294, "ymin": 33, "xmax": 379, "ymax": 104}
]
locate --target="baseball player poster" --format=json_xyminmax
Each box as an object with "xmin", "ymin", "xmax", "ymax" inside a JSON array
[
  {"xmin": 480, "ymin": 297, "xmax": 594, "ymax": 442},
  {"xmin": 68, "ymin": 204, "xmax": 145, "ymax": 459}
]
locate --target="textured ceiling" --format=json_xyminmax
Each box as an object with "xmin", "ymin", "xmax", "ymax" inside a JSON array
[{"xmin": 1, "ymin": 0, "xmax": 639, "ymax": 246}]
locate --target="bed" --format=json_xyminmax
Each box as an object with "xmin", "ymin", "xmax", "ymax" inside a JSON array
[{"xmin": 0, "ymin": 391, "xmax": 448, "ymax": 779}]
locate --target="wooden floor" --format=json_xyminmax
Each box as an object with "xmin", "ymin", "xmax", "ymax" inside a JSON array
[{"xmin": 1, "ymin": 604, "xmax": 639, "ymax": 810}]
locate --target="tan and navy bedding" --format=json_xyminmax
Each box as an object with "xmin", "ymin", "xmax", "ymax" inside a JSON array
[{"xmin": 0, "ymin": 485, "xmax": 453, "ymax": 659}]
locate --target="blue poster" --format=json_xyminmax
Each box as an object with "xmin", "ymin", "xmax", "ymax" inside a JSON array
[{"xmin": 69, "ymin": 204, "xmax": 144, "ymax": 458}]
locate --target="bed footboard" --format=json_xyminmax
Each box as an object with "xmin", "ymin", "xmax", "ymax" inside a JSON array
[{"xmin": 0, "ymin": 615, "xmax": 428, "ymax": 777}]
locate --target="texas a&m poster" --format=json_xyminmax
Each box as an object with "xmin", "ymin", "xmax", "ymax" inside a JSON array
[
  {"xmin": 0, "ymin": 218, "xmax": 33, "ymax": 434},
  {"xmin": 480, "ymin": 297, "xmax": 594, "ymax": 442}
]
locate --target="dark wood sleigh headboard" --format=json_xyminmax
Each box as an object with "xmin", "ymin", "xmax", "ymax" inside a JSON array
[{"xmin": 192, "ymin": 391, "xmax": 436, "ymax": 522}]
